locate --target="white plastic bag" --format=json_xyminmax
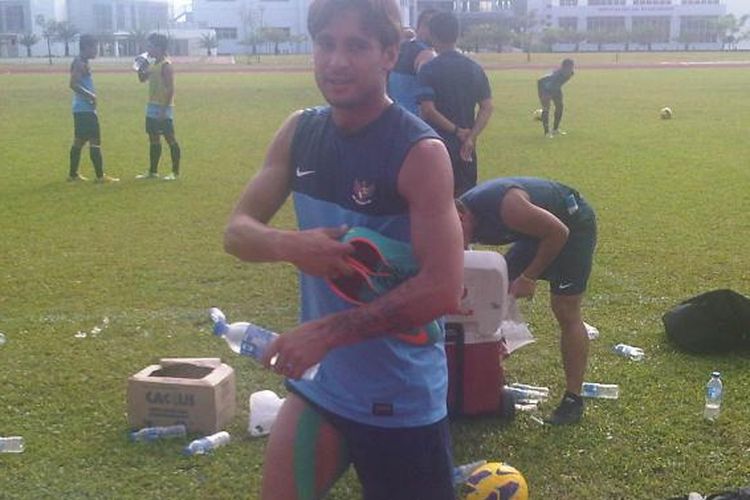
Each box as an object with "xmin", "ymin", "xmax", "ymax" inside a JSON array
[
  {"xmin": 248, "ymin": 390, "xmax": 285, "ymax": 437},
  {"xmin": 497, "ymin": 297, "xmax": 535, "ymax": 354}
]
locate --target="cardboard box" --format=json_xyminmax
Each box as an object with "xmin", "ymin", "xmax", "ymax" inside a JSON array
[{"xmin": 127, "ymin": 357, "xmax": 236, "ymax": 433}]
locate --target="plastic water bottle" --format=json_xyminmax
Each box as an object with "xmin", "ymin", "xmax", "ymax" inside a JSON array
[
  {"xmin": 509, "ymin": 383, "xmax": 550, "ymax": 395},
  {"xmin": 452, "ymin": 460, "xmax": 487, "ymax": 486},
  {"xmin": 703, "ymin": 371, "xmax": 723, "ymax": 422},
  {"xmin": 130, "ymin": 424, "xmax": 187, "ymax": 442},
  {"xmin": 504, "ymin": 386, "xmax": 549, "ymax": 402},
  {"xmin": 209, "ymin": 307, "xmax": 318, "ymax": 379},
  {"xmin": 612, "ymin": 343, "xmax": 645, "ymax": 361},
  {"xmin": 132, "ymin": 52, "xmax": 150, "ymax": 71},
  {"xmin": 209, "ymin": 307, "xmax": 277, "ymax": 360},
  {"xmin": 183, "ymin": 431, "xmax": 231, "ymax": 456},
  {"xmin": 581, "ymin": 382, "xmax": 619, "ymax": 399},
  {"xmin": 0, "ymin": 437, "xmax": 24, "ymax": 453}
]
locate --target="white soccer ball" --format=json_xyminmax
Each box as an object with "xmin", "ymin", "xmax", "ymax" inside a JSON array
[
  {"xmin": 532, "ymin": 109, "xmax": 543, "ymax": 122},
  {"xmin": 660, "ymin": 107, "xmax": 673, "ymax": 120}
]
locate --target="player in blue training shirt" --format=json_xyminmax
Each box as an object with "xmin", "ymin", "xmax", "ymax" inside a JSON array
[
  {"xmin": 537, "ymin": 58, "xmax": 575, "ymax": 138},
  {"xmin": 457, "ymin": 177, "xmax": 597, "ymax": 425},
  {"xmin": 224, "ymin": 0, "xmax": 464, "ymax": 497},
  {"xmin": 68, "ymin": 34, "xmax": 119, "ymax": 183},
  {"xmin": 417, "ymin": 11, "xmax": 493, "ymax": 196},
  {"xmin": 387, "ymin": 8, "xmax": 437, "ymax": 115}
]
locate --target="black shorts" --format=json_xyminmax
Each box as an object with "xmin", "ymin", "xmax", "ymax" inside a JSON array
[
  {"xmin": 145, "ymin": 117, "xmax": 175, "ymax": 136},
  {"xmin": 287, "ymin": 383, "xmax": 456, "ymax": 500},
  {"xmin": 537, "ymin": 81, "xmax": 563, "ymax": 105},
  {"xmin": 506, "ymin": 194, "xmax": 596, "ymax": 296},
  {"xmin": 73, "ymin": 112, "xmax": 100, "ymax": 140}
]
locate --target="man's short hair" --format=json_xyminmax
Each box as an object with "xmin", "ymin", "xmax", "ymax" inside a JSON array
[
  {"xmin": 428, "ymin": 11, "xmax": 459, "ymax": 45},
  {"xmin": 562, "ymin": 58, "xmax": 574, "ymax": 68},
  {"xmin": 416, "ymin": 8, "xmax": 438, "ymax": 30},
  {"xmin": 79, "ymin": 34, "xmax": 97, "ymax": 52},
  {"xmin": 308, "ymin": 0, "xmax": 402, "ymax": 49},
  {"xmin": 147, "ymin": 33, "xmax": 169, "ymax": 51}
]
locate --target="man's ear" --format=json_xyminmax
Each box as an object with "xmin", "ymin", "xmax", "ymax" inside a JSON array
[{"xmin": 383, "ymin": 44, "xmax": 398, "ymax": 71}]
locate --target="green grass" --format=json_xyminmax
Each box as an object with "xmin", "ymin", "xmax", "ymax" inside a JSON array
[{"xmin": 0, "ymin": 61, "xmax": 749, "ymax": 499}]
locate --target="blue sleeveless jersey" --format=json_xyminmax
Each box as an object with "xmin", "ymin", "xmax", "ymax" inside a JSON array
[
  {"xmin": 287, "ymin": 105, "xmax": 448, "ymax": 427},
  {"xmin": 71, "ymin": 57, "xmax": 96, "ymax": 114},
  {"xmin": 388, "ymin": 39, "xmax": 430, "ymax": 115}
]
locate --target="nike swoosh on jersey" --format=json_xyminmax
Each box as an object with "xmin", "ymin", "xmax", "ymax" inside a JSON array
[
  {"xmin": 558, "ymin": 282, "xmax": 575, "ymax": 289},
  {"xmin": 296, "ymin": 166, "xmax": 315, "ymax": 177}
]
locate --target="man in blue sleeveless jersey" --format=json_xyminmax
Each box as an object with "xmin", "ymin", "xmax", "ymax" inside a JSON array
[
  {"xmin": 387, "ymin": 8, "xmax": 437, "ymax": 115},
  {"xmin": 417, "ymin": 12, "xmax": 493, "ymax": 196},
  {"xmin": 456, "ymin": 177, "xmax": 596, "ymax": 425},
  {"xmin": 537, "ymin": 58, "xmax": 574, "ymax": 138},
  {"xmin": 224, "ymin": 0, "xmax": 464, "ymax": 497},
  {"xmin": 68, "ymin": 35, "xmax": 119, "ymax": 183}
]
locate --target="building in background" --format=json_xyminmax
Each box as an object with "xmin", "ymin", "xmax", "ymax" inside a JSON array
[
  {"xmin": 0, "ymin": 0, "xmax": 65, "ymax": 57},
  {"xmin": 1, "ymin": 0, "xmax": 212, "ymax": 58},
  {"xmin": 0, "ymin": 0, "xmax": 732, "ymax": 58},
  {"xmin": 527, "ymin": 0, "xmax": 727, "ymax": 51},
  {"xmin": 188, "ymin": 0, "xmax": 418, "ymax": 55}
]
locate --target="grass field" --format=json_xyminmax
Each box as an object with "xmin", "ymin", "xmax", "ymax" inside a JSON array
[{"xmin": 1, "ymin": 56, "xmax": 749, "ymax": 499}]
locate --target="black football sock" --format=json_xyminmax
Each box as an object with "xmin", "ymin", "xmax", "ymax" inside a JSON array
[
  {"xmin": 90, "ymin": 145, "xmax": 104, "ymax": 178},
  {"xmin": 149, "ymin": 143, "xmax": 162, "ymax": 174},
  {"xmin": 69, "ymin": 145, "xmax": 82, "ymax": 177},
  {"xmin": 541, "ymin": 110, "xmax": 550, "ymax": 134},
  {"xmin": 169, "ymin": 142, "xmax": 181, "ymax": 176},
  {"xmin": 554, "ymin": 107, "xmax": 563, "ymax": 131}
]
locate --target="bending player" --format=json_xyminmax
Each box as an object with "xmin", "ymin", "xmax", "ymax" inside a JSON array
[
  {"xmin": 456, "ymin": 177, "xmax": 596, "ymax": 425},
  {"xmin": 537, "ymin": 58, "xmax": 574, "ymax": 138}
]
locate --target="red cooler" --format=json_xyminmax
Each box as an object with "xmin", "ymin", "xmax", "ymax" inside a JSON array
[{"xmin": 444, "ymin": 251, "xmax": 513, "ymax": 418}]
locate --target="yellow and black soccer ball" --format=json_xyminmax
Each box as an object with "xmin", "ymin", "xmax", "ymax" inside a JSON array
[{"xmin": 464, "ymin": 462, "xmax": 529, "ymax": 500}]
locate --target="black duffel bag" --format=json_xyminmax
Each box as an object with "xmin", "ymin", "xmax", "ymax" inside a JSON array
[{"xmin": 662, "ymin": 289, "xmax": 750, "ymax": 353}]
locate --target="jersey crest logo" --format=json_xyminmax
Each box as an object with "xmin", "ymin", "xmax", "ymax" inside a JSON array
[{"xmin": 351, "ymin": 179, "xmax": 376, "ymax": 206}]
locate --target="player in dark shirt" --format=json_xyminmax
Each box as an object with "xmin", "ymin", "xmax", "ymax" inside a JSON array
[
  {"xmin": 537, "ymin": 58, "xmax": 574, "ymax": 138},
  {"xmin": 457, "ymin": 177, "xmax": 597, "ymax": 425},
  {"xmin": 417, "ymin": 11, "xmax": 493, "ymax": 196}
]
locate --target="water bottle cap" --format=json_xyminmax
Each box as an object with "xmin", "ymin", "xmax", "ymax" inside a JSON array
[{"xmin": 711, "ymin": 371, "xmax": 721, "ymax": 378}]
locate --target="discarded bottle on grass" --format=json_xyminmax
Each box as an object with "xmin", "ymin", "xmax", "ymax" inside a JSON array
[
  {"xmin": 453, "ymin": 460, "xmax": 488, "ymax": 486},
  {"xmin": 508, "ymin": 383, "xmax": 550, "ymax": 395},
  {"xmin": 130, "ymin": 424, "xmax": 187, "ymax": 442},
  {"xmin": 613, "ymin": 343, "xmax": 645, "ymax": 361},
  {"xmin": 703, "ymin": 371, "xmax": 723, "ymax": 422},
  {"xmin": 581, "ymin": 382, "xmax": 619, "ymax": 399},
  {"xmin": 209, "ymin": 307, "xmax": 317, "ymax": 379},
  {"xmin": 504, "ymin": 386, "xmax": 549, "ymax": 402},
  {"xmin": 183, "ymin": 431, "xmax": 231, "ymax": 456},
  {"xmin": 0, "ymin": 437, "xmax": 24, "ymax": 453}
]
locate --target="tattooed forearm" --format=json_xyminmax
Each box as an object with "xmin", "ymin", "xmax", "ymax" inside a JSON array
[{"xmin": 327, "ymin": 279, "xmax": 436, "ymax": 347}]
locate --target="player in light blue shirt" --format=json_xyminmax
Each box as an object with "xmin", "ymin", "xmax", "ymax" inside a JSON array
[
  {"xmin": 224, "ymin": 0, "xmax": 464, "ymax": 497},
  {"xmin": 68, "ymin": 34, "xmax": 118, "ymax": 183}
]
